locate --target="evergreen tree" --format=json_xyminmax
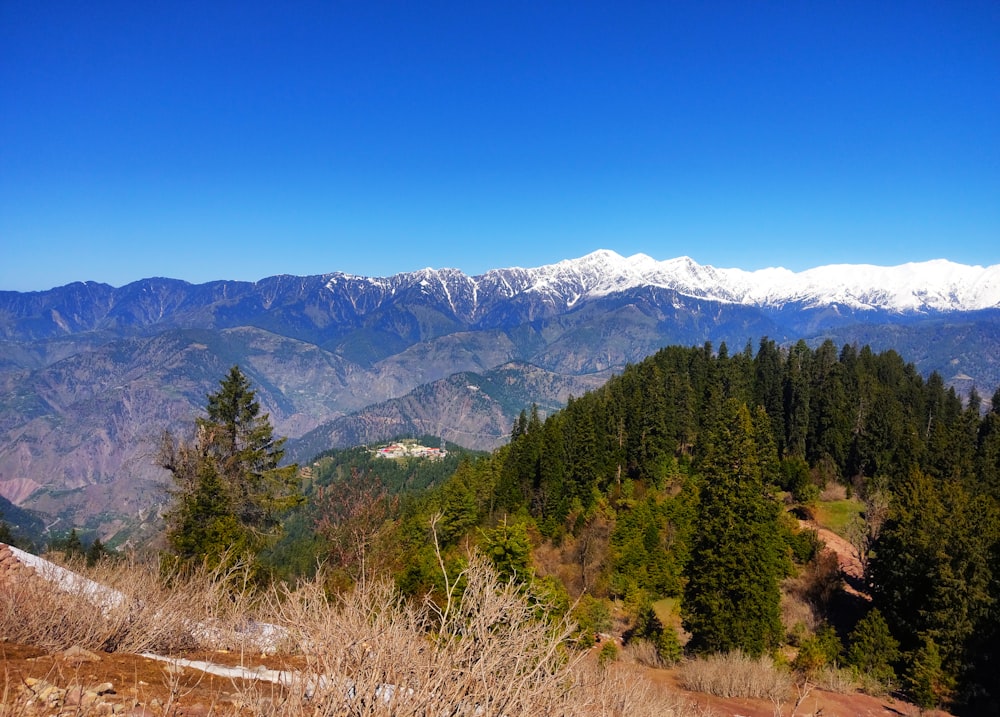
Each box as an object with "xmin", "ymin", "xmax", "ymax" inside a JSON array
[
  {"xmin": 161, "ymin": 365, "xmax": 300, "ymax": 568},
  {"xmin": 869, "ymin": 467, "xmax": 999, "ymax": 704},
  {"xmin": 682, "ymin": 400, "xmax": 785, "ymax": 656},
  {"xmin": 86, "ymin": 537, "xmax": 109, "ymax": 566},
  {"xmin": 846, "ymin": 608, "xmax": 899, "ymax": 686},
  {"xmin": 58, "ymin": 528, "xmax": 84, "ymax": 559},
  {"xmin": 200, "ymin": 366, "xmax": 300, "ymax": 534},
  {"xmin": 483, "ymin": 518, "xmax": 532, "ymax": 582},
  {"xmin": 754, "ymin": 338, "xmax": 785, "ymax": 456},
  {"xmin": 906, "ymin": 635, "xmax": 954, "ymax": 711},
  {"xmin": 783, "ymin": 340, "xmax": 811, "ymax": 458},
  {"xmin": 806, "ymin": 339, "xmax": 849, "ymax": 470},
  {"xmin": 166, "ymin": 452, "xmax": 250, "ymax": 568}
]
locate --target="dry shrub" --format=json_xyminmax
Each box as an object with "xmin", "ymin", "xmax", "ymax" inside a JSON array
[
  {"xmin": 853, "ymin": 667, "xmax": 893, "ymax": 697},
  {"xmin": 262, "ymin": 554, "xmax": 579, "ymax": 715},
  {"xmin": 247, "ymin": 554, "xmax": 707, "ymax": 716},
  {"xmin": 819, "ymin": 482, "xmax": 848, "ymax": 502},
  {"xmin": 531, "ymin": 516, "xmax": 612, "ymax": 599},
  {"xmin": 0, "ymin": 554, "xmax": 259, "ymax": 655},
  {"xmin": 2, "ymin": 546, "xmax": 710, "ymax": 716},
  {"xmin": 679, "ymin": 651, "xmax": 792, "ymax": 701},
  {"xmin": 780, "ymin": 582, "xmax": 819, "ymax": 642},
  {"xmin": 782, "ymin": 548, "xmax": 840, "ymax": 620},
  {"xmin": 622, "ymin": 638, "xmax": 662, "ymax": 668},
  {"xmin": 814, "ymin": 664, "xmax": 858, "ymax": 694},
  {"xmin": 802, "ymin": 550, "xmax": 841, "ymax": 609},
  {"xmin": 571, "ymin": 660, "xmax": 711, "ymax": 717}
]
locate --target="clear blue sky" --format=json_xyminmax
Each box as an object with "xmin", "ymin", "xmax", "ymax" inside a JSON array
[{"xmin": 2, "ymin": 1, "xmax": 998, "ymax": 291}]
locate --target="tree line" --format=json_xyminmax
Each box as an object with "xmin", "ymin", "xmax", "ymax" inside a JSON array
[{"xmin": 160, "ymin": 343, "xmax": 1000, "ymax": 714}]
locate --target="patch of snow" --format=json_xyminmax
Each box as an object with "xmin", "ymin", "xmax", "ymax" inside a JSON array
[
  {"xmin": 6, "ymin": 545, "xmax": 287, "ymax": 653},
  {"xmin": 8, "ymin": 544, "xmax": 125, "ymax": 610},
  {"xmin": 317, "ymin": 250, "xmax": 1000, "ymax": 313}
]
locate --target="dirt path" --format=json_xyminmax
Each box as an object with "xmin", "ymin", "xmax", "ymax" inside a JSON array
[{"xmin": 798, "ymin": 518, "xmax": 869, "ymax": 600}]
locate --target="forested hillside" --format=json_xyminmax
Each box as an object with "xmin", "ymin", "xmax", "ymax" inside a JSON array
[{"xmin": 291, "ymin": 338, "xmax": 998, "ymax": 714}]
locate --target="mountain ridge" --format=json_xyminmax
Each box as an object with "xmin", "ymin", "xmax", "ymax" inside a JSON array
[
  {"xmin": 4, "ymin": 251, "xmax": 1000, "ymax": 344},
  {"xmin": 1, "ymin": 250, "xmax": 999, "ymax": 542}
]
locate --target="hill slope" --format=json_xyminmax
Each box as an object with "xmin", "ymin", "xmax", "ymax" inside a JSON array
[{"xmin": 1, "ymin": 251, "xmax": 998, "ymax": 537}]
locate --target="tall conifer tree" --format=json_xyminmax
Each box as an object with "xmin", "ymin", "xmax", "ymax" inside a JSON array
[
  {"xmin": 162, "ymin": 365, "xmax": 300, "ymax": 567},
  {"xmin": 682, "ymin": 399, "xmax": 784, "ymax": 656}
]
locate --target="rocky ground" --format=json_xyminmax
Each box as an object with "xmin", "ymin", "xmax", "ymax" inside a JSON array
[
  {"xmin": 0, "ymin": 533, "xmax": 952, "ymax": 717},
  {"xmin": 0, "ymin": 641, "xmax": 312, "ymax": 716},
  {"xmin": 0, "ymin": 640, "xmax": 952, "ymax": 717}
]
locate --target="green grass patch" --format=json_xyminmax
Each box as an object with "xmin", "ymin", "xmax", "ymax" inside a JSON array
[
  {"xmin": 814, "ymin": 498, "xmax": 863, "ymax": 537},
  {"xmin": 653, "ymin": 597, "xmax": 681, "ymax": 627}
]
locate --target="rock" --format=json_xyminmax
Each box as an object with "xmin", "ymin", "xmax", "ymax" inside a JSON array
[
  {"xmin": 95, "ymin": 681, "xmax": 116, "ymax": 695},
  {"xmin": 128, "ymin": 707, "xmax": 159, "ymax": 716},
  {"xmin": 65, "ymin": 685, "xmax": 84, "ymax": 705},
  {"xmin": 37, "ymin": 683, "xmax": 67, "ymax": 705},
  {"xmin": 60, "ymin": 645, "xmax": 102, "ymax": 663}
]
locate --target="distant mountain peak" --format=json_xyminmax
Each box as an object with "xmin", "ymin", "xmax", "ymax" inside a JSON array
[
  {"xmin": 437, "ymin": 251, "xmax": 1000, "ymax": 313},
  {"xmin": 312, "ymin": 252, "xmax": 1000, "ymax": 315}
]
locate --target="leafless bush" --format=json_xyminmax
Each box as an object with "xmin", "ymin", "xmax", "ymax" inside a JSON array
[
  {"xmin": 244, "ymin": 551, "xmax": 710, "ymax": 716},
  {"xmin": 261, "ymin": 553, "xmax": 579, "ymax": 715},
  {"xmin": 853, "ymin": 667, "xmax": 893, "ymax": 697},
  {"xmin": 818, "ymin": 482, "xmax": 848, "ymax": 502},
  {"xmin": 0, "ymin": 554, "xmax": 259, "ymax": 655},
  {"xmin": 2, "ymin": 543, "xmax": 711, "ymax": 716},
  {"xmin": 814, "ymin": 664, "xmax": 858, "ymax": 694},
  {"xmin": 572, "ymin": 660, "xmax": 712, "ymax": 717},
  {"xmin": 799, "ymin": 549, "xmax": 841, "ymax": 610},
  {"xmin": 847, "ymin": 487, "xmax": 888, "ymax": 578},
  {"xmin": 780, "ymin": 583, "xmax": 819, "ymax": 643},
  {"xmin": 622, "ymin": 638, "xmax": 663, "ymax": 668},
  {"xmin": 679, "ymin": 651, "xmax": 792, "ymax": 701}
]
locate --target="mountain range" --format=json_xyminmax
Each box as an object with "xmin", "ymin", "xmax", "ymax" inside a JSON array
[{"xmin": 2, "ymin": 250, "xmax": 999, "ymax": 542}]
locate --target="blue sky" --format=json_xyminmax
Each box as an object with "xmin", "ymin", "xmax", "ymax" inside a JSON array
[{"xmin": 2, "ymin": 1, "xmax": 998, "ymax": 291}]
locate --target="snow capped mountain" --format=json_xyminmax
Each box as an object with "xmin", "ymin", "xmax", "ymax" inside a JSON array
[
  {"xmin": 4, "ymin": 249, "xmax": 1000, "ymax": 531},
  {"xmin": 324, "ymin": 250, "xmax": 1000, "ymax": 315}
]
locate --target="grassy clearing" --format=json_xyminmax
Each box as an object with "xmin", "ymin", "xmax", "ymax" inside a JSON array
[
  {"xmin": 813, "ymin": 498, "xmax": 863, "ymax": 537},
  {"xmin": 652, "ymin": 597, "xmax": 680, "ymax": 627}
]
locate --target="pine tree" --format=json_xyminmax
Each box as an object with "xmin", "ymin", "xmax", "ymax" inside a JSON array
[
  {"xmin": 906, "ymin": 635, "xmax": 954, "ymax": 711},
  {"xmin": 869, "ymin": 467, "xmax": 999, "ymax": 704},
  {"xmin": 63, "ymin": 529, "xmax": 84, "ymax": 559},
  {"xmin": 86, "ymin": 537, "xmax": 109, "ymax": 567},
  {"xmin": 161, "ymin": 365, "xmax": 301, "ymax": 568},
  {"xmin": 846, "ymin": 608, "xmax": 899, "ymax": 686},
  {"xmin": 682, "ymin": 400, "xmax": 785, "ymax": 656},
  {"xmin": 200, "ymin": 366, "xmax": 300, "ymax": 534},
  {"xmin": 484, "ymin": 518, "xmax": 532, "ymax": 582},
  {"xmin": 166, "ymin": 456, "xmax": 249, "ymax": 567}
]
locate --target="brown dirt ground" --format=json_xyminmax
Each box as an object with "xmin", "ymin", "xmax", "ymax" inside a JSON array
[
  {"xmin": 0, "ymin": 534, "xmax": 951, "ymax": 717},
  {"xmin": 1, "ymin": 641, "xmax": 953, "ymax": 717},
  {"xmin": 798, "ymin": 518, "xmax": 870, "ymax": 600},
  {"xmin": 635, "ymin": 662, "xmax": 952, "ymax": 717},
  {"xmin": 0, "ymin": 641, "xmax": 298, "ymax": 715}
]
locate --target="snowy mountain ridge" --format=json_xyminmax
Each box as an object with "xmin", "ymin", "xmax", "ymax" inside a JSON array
[{"xmin": 327, "ymin": 250, "xmax": 1000, "ymax": 314}]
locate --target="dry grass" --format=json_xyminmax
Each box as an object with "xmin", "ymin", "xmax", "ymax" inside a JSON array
[
  {"xmin": 0, "ymin": 554, "xmax": 259, "ymax": 655},
  {"xmin": 818, "ymin": 483, "xmax": 848, "ymax": 502},
  {"xmin": 238, "ymin": 551, "xmax": 709, "ymax": 715},
  {"xmin": 780, "ymin": 583, "xmax": 819, "ymax": 641},
  {"xmin": 814, "ymin": 664, "xmax": 858, "ymax": 694},
  {"xmin": 622, "ymin": 638, "xmax": 664, "ymax": 668},
  {"xmin": 1, "ymin": 545, "xmax": 713, "ymax": 715},
  {"xmin": 679, "ymin": 651, "xmax": 792, "ymax": 702}
]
